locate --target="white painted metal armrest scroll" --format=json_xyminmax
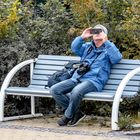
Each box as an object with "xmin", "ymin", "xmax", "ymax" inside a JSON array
[
  {"xmin": 0, "ymin": 59, "xmax": 37, "ymax": 121},
  {"xmin": 111, "ymin": 67, "xmax": 140, "ymax": 130}
]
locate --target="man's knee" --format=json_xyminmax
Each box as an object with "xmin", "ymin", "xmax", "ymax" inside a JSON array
[
  {"xmin": 50, "ymin": 85, "xmax": 60, "ymax": 96},
  {"xmin": 70, "ymin": 91, "xmax": 83, "ymax": 101}
]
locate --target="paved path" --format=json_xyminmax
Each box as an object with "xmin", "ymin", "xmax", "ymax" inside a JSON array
[{"xmin": 0, "ymin": 116, "xmax": 139, "ymax": 140}]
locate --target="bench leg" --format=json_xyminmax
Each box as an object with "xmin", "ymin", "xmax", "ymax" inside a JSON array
[
  {"xmin": 111, "ymin": 102, "xmax": 119, "ymax": 130},
  {"xmin": 31, "ymin": 96, "xmax": 35, "ymax": 115},
  {"xmin": 111, "ymin": 94, "xmax": 123, "ymax": 130},
  {"xmin": 0, "ymin": 92, "xmax": 5, "ymax": 121},
  {"xmin": 0, "ymin": 94, "xmax": 43, "ymax": 121}
]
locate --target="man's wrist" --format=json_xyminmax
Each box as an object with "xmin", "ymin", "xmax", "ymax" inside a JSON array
[
  {"xmin": 80, "ymin": 35, "xmax": 85, "ymax": 40},
  {"xmin": 81, "ymin": 35, "xmax": 86, "ymax": 40}
]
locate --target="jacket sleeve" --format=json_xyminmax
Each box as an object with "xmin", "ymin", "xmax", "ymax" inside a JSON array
[
  {"xmin": 71, "ymin": 36, "xmax": 87, "ymax": 57},
  {"xmin": 104, "ymin": 40, "xmax": 122, "ymax": 64}
]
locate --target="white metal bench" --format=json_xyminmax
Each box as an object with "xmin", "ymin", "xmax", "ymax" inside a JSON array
[{"xmin": 0, "ymin": 54, "xmax": 140, "ymax": 130}]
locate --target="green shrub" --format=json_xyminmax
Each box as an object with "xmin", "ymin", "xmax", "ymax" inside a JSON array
[
  {"xmin": 117, "ymin": 114, "xmax": 134, "ymax": 130},
  {"xmin": 0, "ymin": 0, "xmax": 21, "ymax": 38}
]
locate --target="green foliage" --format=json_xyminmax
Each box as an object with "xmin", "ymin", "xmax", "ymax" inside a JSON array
[
  {"xmin": 100, "ymin": 0, "xmax": 140, "ymax": 59},
  {"xmin": 0, "ymin": 0, "xmax": 21, "ymax": 38},
  {"xmin": 118, "ymin": 0, "xmax": 140, "ymax": 59},
  {"xmin": 120, "ymin": 96, "xmax": 140, "ymax": 116},
  {"xmin": 70, "ymin": 0, "xmax": 104, "ymax": 27},
  {"xmin": 117, "ymin": 114, "xmax": 134, "ymax": 130},
  {"xmin": 28, "ymin": 0, "xmax": 74, "ymax": 55}
]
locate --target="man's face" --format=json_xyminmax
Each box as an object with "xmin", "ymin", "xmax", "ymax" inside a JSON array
[{"xmin": 92, "ymin": 30, "xmax": 107, "ymax": 47}]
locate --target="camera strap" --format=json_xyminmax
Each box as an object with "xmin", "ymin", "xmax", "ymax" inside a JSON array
[
  {"xmin": 77, "ymin": 51, "xmax": 102, "ymax": 82},
  {"xmin": 89, "ymin": 52, "xmax": 102, "ymax": 67},
  {"xmin": 81, "ymin": 45, "xmax": 93, "ymax": 62}
]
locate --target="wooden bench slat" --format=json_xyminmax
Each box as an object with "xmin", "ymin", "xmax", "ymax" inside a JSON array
[
  {"xmin": 109, "ymin": 74, "xmax": 140, "ymax": 81},
  {"xmin": 35, "ymin": 64, "xmax": 140, "ymax": 72},
  {"xmin": 104, "ymin": 85, "xmax": 139, "ymax": 91},
  {"xmin": 30, "ymin": 80, "xmax": 139, "ymax": 92},
  {"xmin": 111, "ymin": 69, "xmax": 140, "ymax": 75},
  {"xmin": 31, "ymin": 80, "xmax": 48, "ymax": 86},
  {"xmin": 107, "ymin": 79, "xmax": 140, "ymax": 86},
  {"xmin": 119, "ymin": 59, "xmax": 140, "ymax": 64},
  {"xmin": 34, "ymin": 69, "xmax": 140, "ymax": 77},
  {"xmin": 112, "ymin": 64, "xmax": 140, "ymax": 70},
  {"xmin": 32, "ymin": 75, "xmax": 49, "ymax": 80},
  {"xmin": 29, "ymin": 85, "xmax": 45, "ymax": 89},
  {"xmin": 36, "ymin": 60, "xmax": 140, "ymax": 69},
  {"xmin": 32, "ymin": 73, "xmax": 140, "ymax": 81},
  {"xmin": 35, "ymin": 64, "xmax": 64, "ymax": 70},
  {"xmin": 102, "ymin": 90, "xmax": 138, "ymax": 96},
  {"xmin": 30, "ymin": 79, "xmax": 140, "ymax": 87},
  {"xmin": 33, "ymin": 69, "xmax": 56, "ymax": 75},
  {"xmin": 36, "ymin": 60, "xmax": 68, "ymax": 66},
  {"xmin": 38, "ymin": 55, "xmax": 140, "ymax": 64},
  {"xmin": 5, "ymin": 87, "xmax": 138, "ymax": 99},
  {"xmin": 38, "ymin": 55, "xmax": 80, "ymax": 61}
]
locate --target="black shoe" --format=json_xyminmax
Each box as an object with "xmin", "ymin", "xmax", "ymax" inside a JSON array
[
  {"xmin": 70, "ymin": 111, "xmax": 86, "ymax": 126},
  {"xmin": 57, "ymin": 115, "xmax": 71, "ymax": 126}
]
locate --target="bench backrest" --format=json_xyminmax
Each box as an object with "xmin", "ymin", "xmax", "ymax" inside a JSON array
[{"xmin": 30, "ymin": 55, "xmax": 140, "ymax": 94}]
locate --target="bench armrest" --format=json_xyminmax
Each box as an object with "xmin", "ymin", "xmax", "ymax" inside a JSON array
[
  {"xmin": 0, "ymin": 59, "xmax": 37, "ymax": 94},
  {"xmin": 112, "ymin": 66, "xmax": 140, "ymax": 130}
]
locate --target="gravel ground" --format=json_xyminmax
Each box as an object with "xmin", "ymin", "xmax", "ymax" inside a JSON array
[
  {"xmin": 0, "ymin": 115, "xmax": 139, "ymax": 140},
  {"xmin": 0, "ymin": 123, "xmax": 140, "ymax": 140}
]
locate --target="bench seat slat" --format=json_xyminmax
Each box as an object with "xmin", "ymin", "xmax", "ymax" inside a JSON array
[
  {"xmin": 5, "ymin": 87, "xmax": 138, "ymax": 100},
  {"xmin": 30, "ymin": 79, "xmax": 140, "ymax": 87},
  {"xmin": 29, "ymin": 83, "xmax": 138, "ymax": 92}
]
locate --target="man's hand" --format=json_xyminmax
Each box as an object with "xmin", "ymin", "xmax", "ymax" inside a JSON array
[{"xmin": 81, "ymin": 27, "xmax": 93, "ymax": 39}]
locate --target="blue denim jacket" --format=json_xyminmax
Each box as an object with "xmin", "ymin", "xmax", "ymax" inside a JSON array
[{"xmin": 71, "ymin": 36, "xmax": 122, "ymax": 91}]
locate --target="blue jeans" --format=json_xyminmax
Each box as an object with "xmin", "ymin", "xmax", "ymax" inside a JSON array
[{"xmin": 50, "ymin": 79, "xmax": 97, "ymax": 119}]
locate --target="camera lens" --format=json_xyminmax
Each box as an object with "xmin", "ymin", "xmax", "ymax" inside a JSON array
[{"xmin": 91, "ymin": 29, "xmax": 102, "ymax": 34}]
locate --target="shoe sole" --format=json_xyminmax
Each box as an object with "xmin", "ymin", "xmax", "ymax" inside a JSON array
[{"xmin": 69, "ymin": 115, "xmax": 86, "ymax": 127}]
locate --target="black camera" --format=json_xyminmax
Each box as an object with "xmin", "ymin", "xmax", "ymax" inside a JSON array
[
  {"xmin": 90, "ymin": 29, "xmax": 102, "ymax": 34},
  {"xmin": 77, "ymin": 62, "xmax": 90, "ymax": 75}
]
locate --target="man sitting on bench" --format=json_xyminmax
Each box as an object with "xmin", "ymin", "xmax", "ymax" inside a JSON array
[{"xmin": 50, "ymin": 24, "xmax": 122, "ymax": 126}]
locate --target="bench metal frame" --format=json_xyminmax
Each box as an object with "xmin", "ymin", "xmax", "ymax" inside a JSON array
[{"xmin": 0, "ymin": 55, "xmax": 140, "ymax": 130}]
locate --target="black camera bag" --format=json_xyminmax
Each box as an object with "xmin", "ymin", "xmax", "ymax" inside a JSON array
[{"xmin": 47, "ymin": 60, "xmax": 80, "ymax": 87}]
